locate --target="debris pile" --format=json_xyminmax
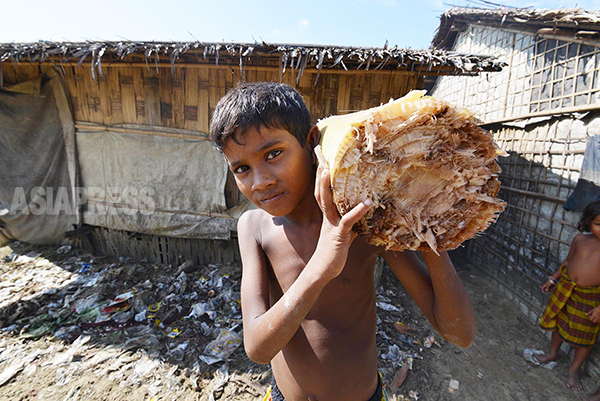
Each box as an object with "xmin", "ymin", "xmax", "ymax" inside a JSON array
[
  {"xmin": 0, "ymin": 241, "xmax": 266, "ymax": 400},
  {"xmin": 0, "ymin": 241, "xmax": 456, "ymax": 400},
  {"xmin": 375, "ymin": 286, "xmax": 446, "ymax": 400}
]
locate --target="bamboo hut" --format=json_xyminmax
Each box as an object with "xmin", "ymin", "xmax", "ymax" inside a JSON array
[
  {"xmin": 0, "ymin": 40, "xmax": 504, "ymax": 265},
  {"xmin": 430, "ymin": 7, "xmax": 600, "ymax": 374}
]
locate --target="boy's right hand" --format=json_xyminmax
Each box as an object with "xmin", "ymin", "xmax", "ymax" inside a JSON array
[
  {"xmin": 541, "ymin": 281, "xmax": 555, "ymax": 294},
  {"xmin": 313, "ymin": 166, "xmax": 372, "ymax": 280}
]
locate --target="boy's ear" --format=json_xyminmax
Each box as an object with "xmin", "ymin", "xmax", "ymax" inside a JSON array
[
  {"xmin": 305, "ymin": 125, "xmax": 321, "ymax": 148},
  {"xmin": 305, "ymin": 125, "xmax": 321, "ymax": 166}
]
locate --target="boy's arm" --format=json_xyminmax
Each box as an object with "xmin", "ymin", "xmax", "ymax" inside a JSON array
[
  {"xmin": 381, "ymin": 250, "xmax": 476, "ymax": 348},
  {"xmin": 542, "ymin": 234, "xmax": 580, "ymax": 293},
  {"xmin": 240, "ymin": 167, "xmax": 372, "ymax": 364},
  {"xmin": 238, "ymin": 211, "xmax": 329, "ymax": 364}
]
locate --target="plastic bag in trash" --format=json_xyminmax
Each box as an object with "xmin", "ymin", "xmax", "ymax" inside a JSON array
[
  {"xmin": 199, "ymin": 329, "xmax": 242, "ymax": 365},
  {"xmin": 186, "ymin": 302, "xmax": 217, "ymax": 320},
  {"xmin": 522, "ymin": 348, "xmax": 557, "ymax": 369},
  {"xmin": 57, "ymin": 245, "xmax": 72, "ymax": 254}
]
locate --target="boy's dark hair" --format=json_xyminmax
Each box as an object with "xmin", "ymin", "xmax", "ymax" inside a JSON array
[
  {"xmin": 209, "ymin": 82, "xmax": 312, "ymax": 152},
  {"xmin": 578, "ymin": 200, "xmax": 600, "ymax": 232}
]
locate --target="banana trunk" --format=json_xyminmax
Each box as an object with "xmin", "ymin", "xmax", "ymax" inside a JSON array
[{"xmin": 315, "ymin": 90, "xmax": 506, "ymax": 253}]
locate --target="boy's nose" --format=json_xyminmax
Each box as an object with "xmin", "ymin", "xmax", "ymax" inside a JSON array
[{"xmin": 251, "ymin": 171, "xmax": 276, "ymax": 191}]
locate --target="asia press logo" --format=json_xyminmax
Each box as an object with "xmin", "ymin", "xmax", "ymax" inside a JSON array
[{"xmin": 7, "ymin": 186, "xmax": 156, "ymax": 216}]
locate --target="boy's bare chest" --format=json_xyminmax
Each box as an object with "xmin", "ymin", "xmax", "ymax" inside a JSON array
[
  {"xmin": 568, "ymin": 238, "xmax": 600, "ymax": 286},
  {"xmin": 261, "ymin": 225, "xmax": 378, "ymax": 296}
]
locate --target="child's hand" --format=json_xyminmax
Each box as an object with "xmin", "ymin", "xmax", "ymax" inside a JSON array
[
  {"xmin": 586, "ymin": 307, "xmax": 600, "ymax": 324},
  {"xmin": 313, "ymin": 166, "xmax": 372, "ymax": 279},
  {"xmin": 541, "ymin": 280, "xmax": 555, "ymax": 294}
]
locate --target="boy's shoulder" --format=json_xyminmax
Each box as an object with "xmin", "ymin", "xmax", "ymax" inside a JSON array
[
  {"xmin": 575, "ymin": 233, "xmax": 596, "ymax": 241},
  {"xmin": 238, "ymin": 208, "xmax": 269, "ymax": 227},
  {"xmin": 237, "ymin": 208, "xmax": 275, "ymax": 240},
  {"xmin": 573, "ymin": 233, "xmax": 600, "ymax": 248}
]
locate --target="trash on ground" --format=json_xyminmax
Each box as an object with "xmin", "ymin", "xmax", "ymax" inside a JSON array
[
  {"xmin": 522, "ymin": 348, "xmax": 557, "ymax": 369},
  {"xmin": 389, "ymin": 360, "xmax": 410, "ymax": 393},
  {"xmin": 200, "ymin": 328, "xmax": 242, "ymax": 365}
]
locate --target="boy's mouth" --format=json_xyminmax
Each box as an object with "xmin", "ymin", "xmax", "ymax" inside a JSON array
[{"xmin": 259, "ymin": 191, "xmax": 286, "ymax": 204}]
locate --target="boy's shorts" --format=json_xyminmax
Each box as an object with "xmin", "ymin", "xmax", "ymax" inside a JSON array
[{"xmin": 262, "ymin": 372, "xmax": 389, "ymax": 401}]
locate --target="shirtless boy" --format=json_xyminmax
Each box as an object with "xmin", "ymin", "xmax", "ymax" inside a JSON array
[
  {"xmin": 209, "ymin": 82, "xmax": 476, "ymax": 401},
  {"xmin": 536, "ymin": 200, "xmax": 600, "ymax": 393}
]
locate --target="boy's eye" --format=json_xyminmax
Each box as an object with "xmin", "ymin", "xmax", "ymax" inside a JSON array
[
  {"xmin": 266, "ymin": 150, "xmax": 282, "ymax": 160},
  {"xmin": 233, "ymin": 165, "xmax": 249, "ymax": 174}
]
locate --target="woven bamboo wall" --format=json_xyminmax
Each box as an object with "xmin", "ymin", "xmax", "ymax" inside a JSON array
[
  {"xmin": 82, "ymin": 227, "xmax": 240, "ymax": 266},
  {"xmin": 1, "ymin": 62, "xmax": 423, "ymax": 131},
  {"xmin": 467, "ymin": 112, "xmax": 598, "ymax": 312},
  {"xmin": 2, "ymin": 60, "xmax": 423, "ymax": 263},
  {"xmin": 432, "ymin": 25, "xmax": 600, "ymax": 123}
]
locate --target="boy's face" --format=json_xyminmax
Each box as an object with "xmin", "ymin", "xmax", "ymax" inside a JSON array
[
  {"xmin": 591, "ymin": 215, "xmax": 600, "ymax": 240},
  {"xmin": 223, "ymin": 125, "xmax": 317, "ymax": 217}
]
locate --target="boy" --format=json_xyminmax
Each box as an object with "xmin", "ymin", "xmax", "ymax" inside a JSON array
[
  {"xmin": 209, "ymin": 82, "xmax": 476, "ymax": 401},
  {"xmin": 536, "ymin": 200, "xmax": 600, "ymax": 393}
]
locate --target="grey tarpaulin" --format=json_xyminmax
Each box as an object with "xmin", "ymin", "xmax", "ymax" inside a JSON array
[
  {"xmin": 564, "ymin": 135, "xmax": 600, "ymax": 212},
  {"xmin": 76, "ymin": 126, "xmax": 236, "ymax": 239},
  {"xmin": 0, "ymin": 69, "xmax": 78, "ymax": 245}
]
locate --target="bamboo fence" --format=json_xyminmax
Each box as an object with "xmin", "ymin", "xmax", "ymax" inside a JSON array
[{"xmin": 467, "ymin": 113, "xmax": 596, "ymax": 311}]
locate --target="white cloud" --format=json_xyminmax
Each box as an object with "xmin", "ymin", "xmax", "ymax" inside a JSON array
[{"xmin": 299, "ymin": 18, "xmax": 310, "ymax": 29}]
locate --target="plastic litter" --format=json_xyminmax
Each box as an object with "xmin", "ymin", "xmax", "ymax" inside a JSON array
[
  {"xmin": 165, "ymin": 328, "xmax": 181, "ymax": 338},
  {"xmin": 522, "ymin": 348, "xmax": 557, "ymax": 369},
  {"xmin": 424, "ymin": 335, "xmax": 439, "ymax": 348},
  {"xmin": 56, "ymin": 245, "xmax": 72, "ymax": 254},
  {"xmin": 134, "ymin": 310, "xmax": 148, "ymax": 322},
  {"xmin": 0, "ymin": 244, "xmax": 259, "ymax": 396},
  {"xmin": 200, "ymin": 328, "xmax": 242, "ymax": 365},
  {"xmin": 187, "ymin": 302, "xmax": 217, "ymax": 320},
  {"xmin": 1, "ymin": 324, "xmax": 18, "ymax": 334},
  {"xmin": 102, "ymin": 288, "xmax": 137, "ymax": 314},
  {"xmin": 77, "ymin": 262, "xmax": 91, "ymax": 273},
  {"xmin": 449, "ymin": 379, "xmax": 460, "ymax": 390},
  {"xmin": 73, "ymin": 294, "xmax": 100, "ymax": 314},
  {"xmin": 381, "ymin": 344, "xmax": 402, "ymax": 366},
  {"xmin": 4, "ymin": 253, "xmax": 18, "ymax": 263},
  {"xmin": 376, "ymin": 301, "xmax": 403, "ymax": 313},
  {"xmin": 51, "ymin": 326, "xmax": 81, "ymax": 342},
  {"xmin": 168, "ymin": 342, "xmax": 188, "ymax": 362}
]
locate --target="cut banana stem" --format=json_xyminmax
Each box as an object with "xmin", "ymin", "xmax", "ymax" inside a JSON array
[{"xmin": 316, "ymin": 90, "xmax": 506, "ymax": 253}]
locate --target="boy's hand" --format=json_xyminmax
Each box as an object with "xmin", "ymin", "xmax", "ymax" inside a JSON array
[
  {"xmin": 541, "ymin": 281, "xmax": 555, "ymax": 294},
  {"xmin": 586, "ymin": 307, "xmax": 600, "ymax": 324},
  {"xmin": 313, "ymin": 166, "xmax": 372, "ymax": 280}
]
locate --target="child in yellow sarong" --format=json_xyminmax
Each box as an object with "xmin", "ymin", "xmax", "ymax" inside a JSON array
[{"xmin": 536, "ymin": 200, "xmax": 600, "ymax": 393}]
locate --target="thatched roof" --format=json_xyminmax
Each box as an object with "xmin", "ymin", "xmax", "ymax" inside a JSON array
[
  {"xmin": 0, "ymin": 41, "xmax": 505, "ymax": 82},
  {"xmin": 432, "ymin": 7, "xmax": 600, "ymax": 49}
]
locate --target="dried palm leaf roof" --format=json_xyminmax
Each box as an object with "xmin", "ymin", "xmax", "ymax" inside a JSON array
[
  {"xmin": 0, "ymin": 41, "xmax": 504, "ymax": 83},
  {"xmin": 432, "ymin": 7, "xmax": 600, "ymax": 49}
]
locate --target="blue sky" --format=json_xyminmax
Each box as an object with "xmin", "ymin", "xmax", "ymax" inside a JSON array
[{"xmin": 2, "ymin": 0, "xmax": 599, "ymax": 50}]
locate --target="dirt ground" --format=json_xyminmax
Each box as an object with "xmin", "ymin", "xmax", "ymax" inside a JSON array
[{"xmin": 0, "ymin": 241, "xmax": 595, "ymax": 401}]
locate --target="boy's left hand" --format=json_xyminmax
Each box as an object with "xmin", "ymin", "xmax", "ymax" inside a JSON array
[{"xmin": 586, "ymin": 307, "xmax": 600, "ymax": 324}]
